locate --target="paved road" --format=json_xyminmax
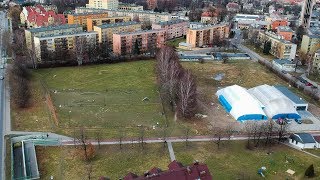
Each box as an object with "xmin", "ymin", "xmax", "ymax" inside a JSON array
[{"xmin": 0, "ymin": 10, "xmax": 9, "ymax": 180}]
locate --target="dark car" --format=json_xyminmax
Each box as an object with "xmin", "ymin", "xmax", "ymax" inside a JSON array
[
  {"xmin": 284, "ymin": 118, "xmax": 292, "ymax": 124},
  {"xmin": 305, "ymin": 82, "xmax": 312, "ymax": 86},
  {"xmin": 294, "ymin": 119, "xmax": 302, "ymax": 124}
]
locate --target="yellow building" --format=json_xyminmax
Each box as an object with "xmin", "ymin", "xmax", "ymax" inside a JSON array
[
  {"xmin": 25, "ymin": 24, "xmax": 83, "ymax": 50},
  {"xmin": 258, "ymin": 31, "xmax": 297, "ymax": 60},
  {"xmin": 93, "ymin": 21, "xmax": 141, "ymax": 45},
  {"xmin": 34, "ymin": 31, "xmax": 98, "ymax": 62},
  {"xmin": 301, "ymin": 34, "xmax": 320, "ymax": 54},
  {"xmin": 186, "ymin": 23, "xmax": 230, "ymax": 48},
  {"xmin": 86, "ymin": 0, "xmax": 119, "ymax": 9},
  {"xmin": 67, "ymin": 12, "xmax": 108, "ymax": 29},
  {"xmin": 87, "ymin": 16, "xmax": 131, "ymax": 31}
]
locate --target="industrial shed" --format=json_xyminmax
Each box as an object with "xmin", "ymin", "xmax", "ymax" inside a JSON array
[
  {"xmin": 216, "ymin": 85, "xmax": 267, "ymax": 121},
  {"xmin": 274, "ymin": 85, "xmax": 308, "ymax": 111},
  {"xmin": 248, "ymin": 84, "xmax": 301, "ymax": 119},
  {"xmin": 289, "ymin": 133, "xmax": 317, "ymax": 149}
]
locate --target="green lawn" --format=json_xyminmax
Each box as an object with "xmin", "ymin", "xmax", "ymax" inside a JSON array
[
  {"xmin": 12, "ymin": 60, "xmax": 204, "ymax": 138},
  {"xmin": 36, "ymin": 143, "xmax": 170, "ymax": 179},
  {"xmin": 165, "ymin": 37, "xmax": 186, "ymax": 47},
  {"xmin": 173, "ymin": 141, "xmax": 320, "ymax": 179},
  {"xmin": 244, "ymin": 43, "xmax": 275, "ymax": 61}
]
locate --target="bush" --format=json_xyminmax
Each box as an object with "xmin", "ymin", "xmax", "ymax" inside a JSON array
[{"xmin": 305, "ymin": 164, "xmax": 315, "ymax": 178}]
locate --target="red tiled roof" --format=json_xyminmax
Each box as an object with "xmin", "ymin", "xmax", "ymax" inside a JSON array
[
  {"xmin": 25, "ymin": 5, "xmax": 65, "ymax": 27},
  {"xmin": 226, "ymin": 2, "xmax": 240, "ymax": 9}
]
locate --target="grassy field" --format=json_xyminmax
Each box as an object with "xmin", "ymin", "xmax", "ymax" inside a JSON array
[
  {"xmin": 165, "ymin": 37, "xmax": 186, "ymax": 47},
  {"xmin": 36, "ymin": 141, "xmax": 320, "ymax": 179},
  {"xmin": 12, "ymin": 60, "xmax": 203, "ymax": 138},
  {"xmin": 244, "ymin": 43, "xmax": 275, "ymax": 61},
  {"xmin": 36, "ymin": 143, "xmax": 170, "ymax": 179},
  {"xmin": 173, "ymin": 141, "xmax": 320, "ymax": 179}
]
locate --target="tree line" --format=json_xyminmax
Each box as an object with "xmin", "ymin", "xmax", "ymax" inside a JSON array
[{"xmin": 156, "ymin": 46, "xmax": 197, "ymax": 119}]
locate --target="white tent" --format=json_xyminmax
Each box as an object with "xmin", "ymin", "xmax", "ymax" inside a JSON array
[
  {"xmin": 216, "ymin": 85, "xmax": 267, "ymax": 121},
  {"xmin": 248, "ymin": 84, "xmax": 301, "ymax": 119}
]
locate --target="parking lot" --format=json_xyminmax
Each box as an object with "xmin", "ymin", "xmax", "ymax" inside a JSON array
[{"xmin": 288, "ymin": 111, "xmax": 320, "ymax": 132}]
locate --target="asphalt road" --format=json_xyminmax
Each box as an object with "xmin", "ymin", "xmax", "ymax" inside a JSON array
[{"xmin": 0, "ymin": 10, "xmax": 9, "ymax": 180}]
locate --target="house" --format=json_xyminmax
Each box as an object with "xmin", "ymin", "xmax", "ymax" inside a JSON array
[
  {"xmin": 289, "ymin": 133, "xmax": 317, "ymax": 149},
  {"xmin": 272, "ymin": 59, "xmax": 296, "ymax": 72},
  {"xmin": 123, "ymin": 160, "xmax": 212, "ymax": 180},
  {"xmin": 201, "ymin": 11, "xmax": 218, "ymax": 24},
  {"xmin": 226, "ymin": 2, "xmax": 240, "ymax": 12}
]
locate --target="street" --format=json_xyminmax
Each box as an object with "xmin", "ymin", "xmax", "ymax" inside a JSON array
[{"xmin": 0, "ymin": 10, "xmax": 9, "ymax": 180}]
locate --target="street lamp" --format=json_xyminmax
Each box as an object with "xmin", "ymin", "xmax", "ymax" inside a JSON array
[{"xmin": 68, "ymin": 110, "xmax": 72, "ymax": 121}]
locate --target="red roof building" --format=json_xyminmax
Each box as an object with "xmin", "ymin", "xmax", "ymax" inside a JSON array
[
  {"xmin": 20, "ymin": 5, "xmax": 66, "ymax": 28},
  {"xmin": 123, "ymin": 160, "xmax": 212, "ymax": 180}
]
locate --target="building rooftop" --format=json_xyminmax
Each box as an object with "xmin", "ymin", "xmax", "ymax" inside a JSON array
[
  {"xmin": 189, "ymin": 23, "xmax": 228, "ymax": 30},
  {"xmin": 114, "ymin": 29, "xmax": 165, "ymax": 36},
  {"xmin": 153, "ymin": 19, "xmax": 187, "ymax": 26},
  {"xmin": 290, "ymin": 133, "xmax": 316, "ymax": 144},
  {"xmin": 70, "ymin": 12, "xmax": 108, "ymax": 16},
  {"xmin": 119, "ymin": 3, "xmax": 143, "ymax": 7},
  {"xmin": 263, "ymin": 31, "xmax": 295, "ymax": 44},
  {"xmin": 96, "ymin": 21, "xmax": 140, "ymax": 29},
  {"xmin": 26, "ymin": 24, "xmax": 82, "ymax": 33},
  {"xmin": 277, "ymin": 26, "xmax": 293, "ymax": 32},
  {"xmin": 34, "ymin": 31, "xmax": 98, "ymax": 39},
  {"xmin": 76, "ymin": 7, "xmax": 170, "ymax": 15},
  {"xmin": 88, "ymin": 16, "xmax": 130, "ymax": 20},
  {"xmin": 273, "ymin": 59, "xmax": 295, "ymax": 65},
  {"xmin": 274, "ymin": 85, "xmax": 307, "ymax": 105}
]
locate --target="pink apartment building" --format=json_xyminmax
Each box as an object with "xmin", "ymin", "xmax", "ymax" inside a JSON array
[
  {"xmin": 113, "ymin": 29, "xmax": 166, "ymax": 55},
  {"xmin": 152, "ymin": 19, "xmax": 188, "ymax": 40}
]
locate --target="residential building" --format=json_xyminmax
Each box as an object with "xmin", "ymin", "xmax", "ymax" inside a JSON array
[
  {"xmin": 147, "ymin": 0, "xmax": 157, "ymax": 10},
  {"xmin": 75, "ymin": 7, "xmax": 171, "ymax": 24},
  {"xmin": 186, "ymin": 23, "xmax": 230, "ymax": 48},
  {"xmin": 25, "ymin": 24, "xmax": 83, "ymax": 49},
  {"xmin": 234, "ymin": 14, "xmax": 261, "ymax": 23},
  {"xmin": 272, "ymin": 59, "xmax": 296, "ymax": 72},
  {"xmin": 226, "ymin": 2, "xmax": 240, "ymax": 12},
  {"xmin": 113, "ymin": 29, "xmax": 166, "ymax": 55},
  {"xmin": 201, "ymin": 11, "xmax": 218, "ymax": 24},
  {"xmin": 34, "ymin": 31, "xmax": 98, "ymax": 62},
  {"xmin": 20, "ymin": 4, "xmax": 66, "ymax": 28},
  {"xmin": 86, "ymin": 0, "xmax": 119, "ymax": 9},
  {"xmin": 123, "ymin": 160, "xmax": 212, "ymax": 180},
  {"xmin": 271, "ymin": 19, "xmax": 288, "ymax": 30},
  {"xmin": 118, "ymin": 3, "xmax": 143, "ymax": 11},
  {"xmin": 93, "ymin": 21, "xmax": 141, "ymax": 44},
  {"xmin": 258, "ymin": 31, "xmax": 297, "ymax": 60},
  {"xmin": 67, "ymin": 12, "xmax": 108, "ymax": 29},
  {"xmin": 277, "ymin": 26, "xmax": 293, "ymax": 41},
  {"xmin": 300, "ymin": 0, "xmax": 316, "ymax": 28},
  {"xmin": 312, "ymin": 49, "xmax": 320, "ymax": 72},
  {"xmin": 87, "ymin": 16, "xmax": 131, "ymax": 31},
  {"xmin": 300, "ymin": 34, "xmax": 320, "ymax": 54},
  {"xmin": 152, "ymin": 19, "xmax": 188, "ymax": 40}
]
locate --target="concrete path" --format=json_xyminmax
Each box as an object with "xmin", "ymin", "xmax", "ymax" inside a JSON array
[{"xmin": 167, "ymin": 141, "xmax": 176, "ymax": 161}]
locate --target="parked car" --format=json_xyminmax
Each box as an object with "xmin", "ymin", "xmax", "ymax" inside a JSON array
[
  {"xmin": 294, "ymin": 119, "xmax": 302, "ymax": 124},
  {"xmin": 276, "ymin": 118, "xmax": 286, "ymax": 125},
  {"xmin": 0, "ymin": 65, "xmax": 3, "ymax": 69},
  {"xmin": 0, "ymin": 75, "xmax": 4, "ymax": 80}
]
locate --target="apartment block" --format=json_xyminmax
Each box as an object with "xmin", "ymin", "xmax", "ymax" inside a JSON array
[
  {"xmin": 301, "ymin": 34, "xmax": 320, "ymax": 54},
  {"xmin": 86, "ymin": 0, "xmax": 119, "ymax": 9},
  {"xmin": 67, "ymin": 12, "xmax": 108, "ymax": 29},
  {"xmin": 25, "ymin": 24, "xmax": 83, "ymax": 49},
  {"xmin": 87, "ymin": 16, "xmax": 131, "ymax": 31},
  {"xmin": 113, "ymin": 29, "xmax": 166, "ymax": 55},
  {"xmin": 118, "ymin": 3, "xmax": 143, "ymax": 11},
  {"xmin": 93, "ymin": 21, "xmax": 141, "ymax": 44},
  {"xmin": 34, "ymin": 31, "xmax": 98, "ymax": 62},
  {"xmin": 258, "ymin": 31, "xmax": 297, "ymax": 60},
  {"xmin": 277, "ymin": 26, "xmax": 293, "ymax": 41},
  {"xmin": 186, "ymin": 24, "xmax": 230, "ymax": 48},
  {"xmin": 271, "ymin": 19, "xmax": 288, "ymax": 30},
  {"xmin": 312, "ymin": 50, "xmax": 320, "ymax": 73},
  {"xmin": 152, "ymin": 19, "xmax": 188, "ymax": 40},
  {"xmin": 75, "ymin": 7, "xmax": 171, "ymax": 23}
]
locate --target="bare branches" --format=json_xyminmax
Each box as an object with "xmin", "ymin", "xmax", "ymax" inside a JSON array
[
  {"xmin": 177, "ymin": 70, "xmax": 197, "ymax": 118},
  {"xmin": 74, "ymin": 36, "xmax": 88, "ymax": 66}
]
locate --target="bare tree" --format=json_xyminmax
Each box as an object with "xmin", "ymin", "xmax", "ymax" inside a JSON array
[
  {"xmin": 118, "ymin": 127, "xmax": 125, "ymax": 149},
  {"xmin": 213, "ymin": 127, "xmax": 224, "ymax": 149},
  {"xmin": 184, "ymin": 127, "xmax": 190, "ymax": 147},
  {"xmin": 177, "ymin": 70, "xmax": 197, "ymax": 118},
  {"xmin": 74, "ymin": 36, "xmax": 88, "ymax": 66},
  {"xmin": 76, "ymin": 128, "xmax": 95, "ymax": 162},
  {"xmin": 86, "ymin": 163, "xmax": 93, "ymax": 180},
  {"xmin": 139, "ymin": 125, "xmax": 145, "ymax": 149},
  {"xmin": 264, "ymin": 120, "xmax": 275, "ymax": 146}
]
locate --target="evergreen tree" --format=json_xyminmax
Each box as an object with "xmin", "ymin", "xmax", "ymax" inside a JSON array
[
  {"xmin": 305, "ymin": 164, "xmax": 315, "ymax": 178},
  {"xmin": 263, "ymin": 41, "xmax": 271, "ymax": 55}
]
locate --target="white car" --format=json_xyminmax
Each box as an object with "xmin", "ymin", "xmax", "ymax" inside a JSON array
[
  {"xmin": 0, "ymin": 65, "xmax": 3, "ymax": 69},
  {"xmin": 0, "ymin": 76, "xmax": 4, "ymax": 80}
]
